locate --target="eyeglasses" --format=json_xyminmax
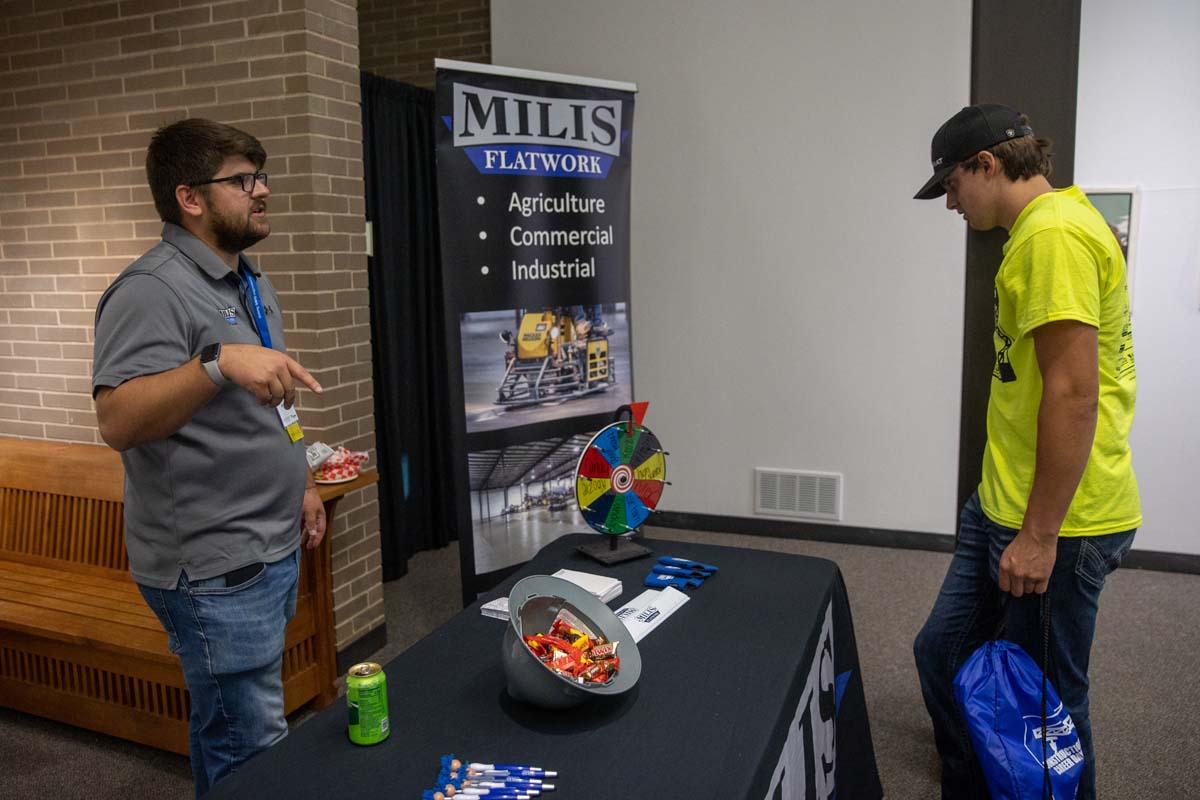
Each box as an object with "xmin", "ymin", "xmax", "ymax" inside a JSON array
[{"xmin": 190, "ymin": 172, "xmax": 268, "ymax": 193}]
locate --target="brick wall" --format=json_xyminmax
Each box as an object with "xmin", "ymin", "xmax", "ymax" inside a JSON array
[
  {"xmin": 358, "ymin": 0, "xmax": 489, "ymax": 88},
  {"xmin": 0, "ymin": 0, "xmax": 384, "ymax": 651}
]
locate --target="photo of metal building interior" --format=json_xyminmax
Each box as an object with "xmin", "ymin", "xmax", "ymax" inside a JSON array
[{"xmin": 468, "ymin": 432, "xmax": 596, "ymax": 573}]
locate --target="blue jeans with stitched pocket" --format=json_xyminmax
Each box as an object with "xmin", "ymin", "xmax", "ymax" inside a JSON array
[
  {"xmin": 913, "ymin": 493, "xmax": 1135, "ymax": 799},
  {"xmin": 138, "ymin": 548, "xmax": 300, "ymax": 798}
]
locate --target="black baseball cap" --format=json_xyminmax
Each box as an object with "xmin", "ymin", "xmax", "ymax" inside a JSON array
[{"xmin": 913, "ymin": 104, "xmax": 1035, "ymax": 200}]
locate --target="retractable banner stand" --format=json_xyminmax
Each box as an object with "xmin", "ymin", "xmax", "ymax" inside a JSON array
[{"xmin": 434, "ymin": 60, "xmax": 638, "ymax": 600}]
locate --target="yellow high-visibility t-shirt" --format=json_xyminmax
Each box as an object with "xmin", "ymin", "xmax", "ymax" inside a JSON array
[{"xmin": 978, "ymin": 185, "xmax": 1141, "ymax": 536}]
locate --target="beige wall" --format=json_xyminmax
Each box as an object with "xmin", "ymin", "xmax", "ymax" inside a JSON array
[
  {"xmin": 493, "ymin": 0, "xmax": 971, "ymax": 537},
  {"xmin": 358, "ymin": 0, "xmax": 489, "ymax": 88},
  {"xmin": 0, "ymin": 0, "xmax": 383, "ymax": 650}
]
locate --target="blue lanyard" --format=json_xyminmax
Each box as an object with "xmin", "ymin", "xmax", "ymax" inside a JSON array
[{"xmin": 238, "ymin": 262, "xmax": 272, "ymax": 349}]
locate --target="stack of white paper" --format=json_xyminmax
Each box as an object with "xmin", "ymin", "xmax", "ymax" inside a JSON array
[
  {"xmin": 551, "ymin": 568, "xmax": 623, "ymax": 603},
  {"xmin": 613, "ymin": 586, "xmax": 689, "ymax": 642},
  {"xmin": 480, "ymin": 596, "xmax": 510, "ymax": 620},
  {"xmin": 480, "ymin": 569, "xmax": 624, "ymax": 619}
]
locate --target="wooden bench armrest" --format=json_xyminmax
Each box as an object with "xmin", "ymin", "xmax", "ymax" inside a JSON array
[{"xmin": 0, "ymin": 439, "xmax": 123, "ymax": 502}]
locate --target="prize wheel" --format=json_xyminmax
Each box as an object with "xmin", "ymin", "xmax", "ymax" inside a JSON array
[{"xmin": 575, "ymin": 421, "xmax": 667, "ymax": 535}]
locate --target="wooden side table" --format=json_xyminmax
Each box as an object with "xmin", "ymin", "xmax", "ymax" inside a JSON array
[{"xmin": 309, "ymin": 469, "xmax": 380, "ymax": 705}]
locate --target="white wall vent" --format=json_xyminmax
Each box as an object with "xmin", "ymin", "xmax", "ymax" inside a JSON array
[{"xmin": 754, "ymin": 468, "xmax": 843, "ymax": 521}]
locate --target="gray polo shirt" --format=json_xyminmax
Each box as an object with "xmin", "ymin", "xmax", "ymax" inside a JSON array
[{"xmin": 93, "ymin": 223, "xmax": 307, "ymax": 589}]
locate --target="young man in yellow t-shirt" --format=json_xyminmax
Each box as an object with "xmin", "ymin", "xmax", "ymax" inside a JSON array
[{"xmin": 911, "ymin": 104, "xmax": 1139, "ymax": 800}]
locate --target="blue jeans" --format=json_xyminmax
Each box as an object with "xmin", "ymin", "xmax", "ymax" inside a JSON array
[
  {"xmin": 139, "ymin": 549, "xmax": 300, "ymax": 797},
  {"xmin": 913, "ymin": 493, "xmax": 1134, "ymax": 799}
]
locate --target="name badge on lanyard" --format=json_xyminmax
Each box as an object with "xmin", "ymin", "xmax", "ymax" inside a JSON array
[{"xmin": 241, "ymin": 262, "xmax": 304, "ymax": 443}]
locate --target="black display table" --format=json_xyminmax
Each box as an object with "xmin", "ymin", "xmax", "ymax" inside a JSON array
[{"xmin": 209, "ymin": 534, "xmax": 882, "ymax": 799}]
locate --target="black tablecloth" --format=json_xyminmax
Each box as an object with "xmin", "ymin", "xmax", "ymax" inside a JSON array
[{"xmin": 209, "ymin": 535, "xmax": 882, "ymax": 799}]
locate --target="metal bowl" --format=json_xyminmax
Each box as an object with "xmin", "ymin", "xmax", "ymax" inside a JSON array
[{"xmin": 502, "ymin": 575, "xmax": 641, "ymax": 709}]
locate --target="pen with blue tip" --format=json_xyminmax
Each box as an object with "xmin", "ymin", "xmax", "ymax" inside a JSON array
[
  {"xmin": 439, "ymin": 774, "xmax": 555, "ymax": 792},
  {"xmin": 435, "ymin": 770, "xmax": 556, "ymax": 794},
  {"xmin": 468, "ymin": 763, "xmax": 558, "ymax": 778},
  {"xmin": 437, "ymin": 773, "xmax": 554, "ymax": 793},
  {"xmin": 457, "ymin": 789, "xmax": 536, "ymax": 798},
  {"xmin": 440, "ymin": 756, "xmax": 558, "ymax": 781}
]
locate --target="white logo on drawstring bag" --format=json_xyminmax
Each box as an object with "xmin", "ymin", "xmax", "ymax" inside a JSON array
[{"xmin": 1023, "ymin": 701, "xmax": 1084, "ymax": 775}]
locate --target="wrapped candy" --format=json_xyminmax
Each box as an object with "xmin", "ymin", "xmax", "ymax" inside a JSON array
[
  {"xmin": 312, "ymin": 446, "xmax": 368, "ymax": 482},
  {"xmin": 523, "ymin": 608, "xmax": 620, "ymax": 686}
]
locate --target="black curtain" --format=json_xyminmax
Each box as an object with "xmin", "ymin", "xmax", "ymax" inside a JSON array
[{"xmin": 361, "ymin": 72, "xmax": 457, "ymax": 581}]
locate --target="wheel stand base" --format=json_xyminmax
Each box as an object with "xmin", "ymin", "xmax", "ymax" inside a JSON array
[{"xmin": 576, "ymin": 534, "xmax": 653, "ymax": 565}]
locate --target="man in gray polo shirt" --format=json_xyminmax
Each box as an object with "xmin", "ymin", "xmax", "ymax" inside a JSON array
[{"xmin": 92, "ymin": 119, "xmax": 325, "ymax": 796}]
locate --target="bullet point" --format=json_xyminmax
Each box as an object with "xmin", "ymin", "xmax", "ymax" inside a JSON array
[
  {"xmin": 479, "ymin": 231, "xmax": 487, "ymax": 240},
  {"xmin": 477, "ymin": 196, "xmax": 485, "ymax": 205},
  {"xmin": 481, "ymin": 265, "xmax": 490, "ymax": 275}
]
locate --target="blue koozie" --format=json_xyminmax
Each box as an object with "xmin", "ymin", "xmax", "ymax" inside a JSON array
[{"xmin": 953, "ymin": 640, "xmax": 1084, "ymax": 800}]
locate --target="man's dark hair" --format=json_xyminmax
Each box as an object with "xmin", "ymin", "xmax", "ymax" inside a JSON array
[
  {"xmin": 961, "ymin": 113, "xmax": 1054, "ymax": 182},
  {"xmin": 145, "ymin": 119, "xmax": 266, "ymax": 225}
]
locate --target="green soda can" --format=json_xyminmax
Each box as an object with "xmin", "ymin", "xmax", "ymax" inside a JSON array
[{"xmin": 346, "ymin": 662, "xmax": 390, "ymax": 745}]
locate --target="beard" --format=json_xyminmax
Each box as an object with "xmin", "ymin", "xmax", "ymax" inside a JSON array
[{"xmin": 210, "ymin": 201, "xmax": 270, "ymax": 254}]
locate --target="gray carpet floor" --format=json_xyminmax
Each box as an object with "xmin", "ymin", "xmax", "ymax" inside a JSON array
[{"xmin": 1, "ymin": 528, "xmax": 1196, "ymax": 799}]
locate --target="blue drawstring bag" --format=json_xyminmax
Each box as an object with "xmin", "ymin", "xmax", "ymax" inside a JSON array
[{"xmin": 954, "ymin": 640, "xmax": 1084, "ymax": 799}]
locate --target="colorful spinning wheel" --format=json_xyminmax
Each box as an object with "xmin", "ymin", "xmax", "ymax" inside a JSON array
[{"xmin": 575, "ymin": 420, "xmax": 667, "ymax": 535}]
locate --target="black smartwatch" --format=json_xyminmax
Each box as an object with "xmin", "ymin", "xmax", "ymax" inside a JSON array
[{"xmin": 200, "ymin": 342, "xmax": 228, "ymax": 386}]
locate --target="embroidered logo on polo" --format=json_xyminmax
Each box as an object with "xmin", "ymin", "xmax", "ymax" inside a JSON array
[{"xmin": 219, "ymin": 306, "xmax": 238, "ymax": 325}]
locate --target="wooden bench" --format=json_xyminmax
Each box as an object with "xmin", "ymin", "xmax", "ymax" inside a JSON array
[{"xmin": 0, "ymin": 438, "xmax": 375, "ymax": 755}]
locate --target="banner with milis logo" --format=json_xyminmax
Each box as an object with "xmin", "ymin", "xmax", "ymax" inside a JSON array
[{"xmin": 434, "ymin": 60, "xmax": 637, "ymax": 597}]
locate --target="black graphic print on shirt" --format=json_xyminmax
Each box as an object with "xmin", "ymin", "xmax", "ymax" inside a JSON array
[
  {"xmin": 1116, "ymin": 297, "xmax": 1136, "ymax": 380},
  {"xmin": 993, "ymin": 287, "xmax": 1016, "ymax": 383}
]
